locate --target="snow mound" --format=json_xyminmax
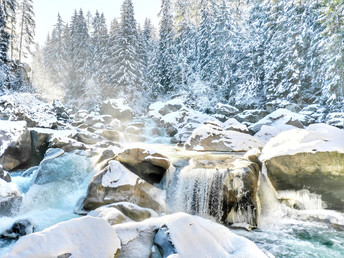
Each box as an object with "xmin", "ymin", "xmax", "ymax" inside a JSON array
[
  {"xmin": 0, "ymin": 120, "xmax": 27, "ymax": 156},
  {"xmin": 260, "ymin": 123, "xmax": 344, "ymax": 161},
  {"xmin": 102, "ymin": 160, "xmax": 142, "ymax": 187},
  {"xmin": 4, "ymin": 216, "xmax": 120, "ymax": 258},
  {"xmin": 113, "ymin": 212, "xmax": 267, "ymax": 258},
  {"xmin": 0, "ymin": 93, "xmax": 57, "ymax": 128}
]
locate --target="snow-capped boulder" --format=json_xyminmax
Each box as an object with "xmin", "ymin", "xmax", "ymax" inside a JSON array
[
  {"xmin": 52, "ymin": 99, "xmax": 70, "ymax": 121},
  {"xmin": 325, "ymin": 112, "xmax": 344, "ymax": 129},
  {"xmin": 3, "ymin": 216, "xmax": 120, "ymax": 258},
  {"xmin": 0, "ymin": 165, "xmax": 11, "ymax": 182},
  {"xmin": 223, "ymin": 118, "xmax": 249, "ymax": 133},
  {"xmin": 0, "ymin": 120, "xmax": 31, "ymax": 171},
  {"xmin": 100, "ymin": 98, "xmax": 134, "ymax": 122},
  {"xmin": 184, "ymin": 123, "xmax": 263, "ymax": 152},
  {"xmin": 169, "ymin": 156, "xmax": 260, "ymax": 227},
  {"xmin": 266, "ymin": 99, "xmax": 301, "ymax": 113},
  {"xmin": 0, "ymin": 178, "xmax": 22, "ymax": 216},
  {"xmin": 1, "ymin": 219, "xmax": 34, "ymax": 239},
  {"xmin": 148, "ymin": 98, "xmax": 218, "ymax": 142},
  {"xmin": 254, "ymin": 125, "xmax": 286, "ymax": 143},
  {"xmin": 234, "ymin": 109, "xmax": 269, "ymax": 124},
  {"xmin": 79, "ymin": 161, "xmax": 165, "ymax": 213},
  {"xmin": 260, "ymin": 123, "xmax": 344, "ymax": 209},
  {"xmin": 34, "ymin": 149, "xmax": 92, "ymax": 185},
  {"xmin": 115, "ymin": 148, "xmax": 171, "ymax": 184},
  {"xmin": 101, "ymin": 129, "xmax": 121, "ymax": 142},
  {"xmin": 88, "ymin": 202, "xmax": 158, "ymax": 225},
  {"xmin": 0, "ymin": 93, "xmax": 58, "ymax": 128},
  {"xmin": 75, "ymin": 131, "xmax": 105, "ymax": 145},
  {"xmin": 214, "ymin": 103, "xmax": 240, "ymax": 117},
  {"xmin": 249, "ymin": 108, "xmax": 308, "ymax": 133},
  {"xmin": 113, "ymin": 213, "xmax": 267, "ymax": 258}
]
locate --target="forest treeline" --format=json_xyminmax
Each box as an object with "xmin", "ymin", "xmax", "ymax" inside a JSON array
[{"xmin": 1, "ymin": 0, "xmax": 344, "ymax": 112}]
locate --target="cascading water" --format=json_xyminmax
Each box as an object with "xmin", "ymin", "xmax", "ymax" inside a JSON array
[
  {"xmin": 167, "ymin": 160, "xmax": 226, "ymax": 222},
  {"xmin": 0, "ymin": 149, "xmax": 94, "ymax": 255}
]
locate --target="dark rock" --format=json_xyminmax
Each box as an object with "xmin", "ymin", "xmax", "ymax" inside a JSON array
[
  {"xmin": 0, "ymin": 165, "xmax": 11, "ymax": 182},
  {"xmin": 1, "ymin": 219, "xmax": 34, "ymax": 239}
]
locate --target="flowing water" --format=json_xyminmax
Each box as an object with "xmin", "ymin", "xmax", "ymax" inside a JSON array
[{"xmin": 1, "ymin": 142, "xmax": 344, "ymax": 257}]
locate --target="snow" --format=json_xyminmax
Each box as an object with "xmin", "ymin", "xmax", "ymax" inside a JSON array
[
  {"xmin": 254, "ymin": 125, "xmax": 292, "ymax": 143},
  {"xmin": 260, "ymin": 123, "xmax": 344, "ymax": 161},
  {"xmin": 223, "ymin": 118, "xmax": 249, "ymax": 132},
  {"xmin": 249, "ymin": 108, "xmax": 307, "ymax": 133},
  {"xmin": 185, "ymin": 123, "xmax": 264, "ymax": 152},
  {"xmin": 101, "ymin": 160, "xmax": 142, "ymax": 187},
  {"xmin": 0, "ymin": 120, "xmax": 28, "ymax": 156},
  {"xmin": 0, "ymin": 178, "xmax": 21, "ymax": 199},
  {"xmin": 3, "ymin": 216, "xmax": 121, "ymax": 258},
  {"xmin": 0, "ymin": 93, "xmax": 57, "ymax": 128},
  {"xmin": 113, "ymin": 212, "xmax": 267, "ymax": 258}
]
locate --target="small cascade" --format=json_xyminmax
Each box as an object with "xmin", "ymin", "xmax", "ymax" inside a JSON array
[
  {"xmin": 167, "ymin": 161, "xmax": 226, "ymax": 222},
  {"xmin": 278, "ymin": 189, "xmax": 326, "ymax": 210}
]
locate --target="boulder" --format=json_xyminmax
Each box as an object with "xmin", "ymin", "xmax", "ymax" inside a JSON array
[
  {"xmin": 184, "ymin": 123, "xmax": 263, "ymax": 152},
  {"xmin": 75, "ymin": 131, "xmax": 104, "ymax": 145},
  {"xmin": 0, "ymin": 120, "xmax": 31, "ymax": 171},
  {"xmin": 214, "ymin": 103, "xmax": 240, "ymax": 117},
  {"xmin": 234, "ymin": 109, "xmax": 269, "ymax": 124},
  {"xmin": 222, "ymin": 118, "xmax": 249, "ymax": 133},
  {"xmin": 3, "ymin": 217, "xmax": 121, "ymax": 258},
  {"xmin": 0, "ymin": 178, "xmax": 22, "ymax": 216},
  {"xmin": 168, "ymin": 156, "xmax": 260, "ymax": 227},
  {"xmin": 113, "ymin": 213, "xmax": 267, "ymax": 258},
  {"xmin": 79, "ymin": 161, "xmax": 165, "ymax": 213},
  {"xmin": 0, "ymin": 93, "xmax": 57, "ymax": 128},
  {"xmin": 100, "ymin": 98, "xmax": 134, "ymax": 122},
  {"xmin": 53, "ymin": 99, "xmax": 70, "ymax": 121},
  {"xmin": 254, "ymin": 125, "xmax": 285, "ymax": 143},
  {"xmin": 260, "ymin": 123, "xmax": 344, "ymax": 209},
  {"xmin": 266, "ymin": 99, "xmax": 301, "ymax": 113},
  {"xmin": 101, "ymin": 129, "xmax": 121, "ymax": 142},
  {"xmin": 88, "ymin": 202, "xmax": 158, "ymax": 225},
  {"xmin": 1, "ymin": 219, "xmax": 34, "ymax": 239},
  {"xmin": 115, "ymin": 148, "xmax": 171, "ymax": 184},
  {"xmin": 0, "ymin": 165, "xmax": 11, "ymax": 182},
  {"xmin": 248, "ymin": 108, "xmax": 308, "ymax": 133}
]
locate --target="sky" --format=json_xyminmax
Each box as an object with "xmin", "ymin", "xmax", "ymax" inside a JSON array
[{"xmin": 34, "ymin": 0, "xmax": 161, "ymax": 45}]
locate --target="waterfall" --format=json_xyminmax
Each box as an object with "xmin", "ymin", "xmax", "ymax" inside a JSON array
[
  {"xmin": 167, "ymin": 160, "xmax": 226, "ymax": 222},
  {"xmin": 278, "ymin": 189, "xmax": 326, "ymax": 210}
]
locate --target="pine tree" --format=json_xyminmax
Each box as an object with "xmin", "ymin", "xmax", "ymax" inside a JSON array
[
  {"xmin": 112, "ymin": 0, "xmax": 143, "ymax": 102},
  {"xmin": 158, "ymin": 0, "xmax": 177, "ymax": 95},
  {"xmin": 17, "ymin": 0, "xmax": 35, "ymax": 62}
]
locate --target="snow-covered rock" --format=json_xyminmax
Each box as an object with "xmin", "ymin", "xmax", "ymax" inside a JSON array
[
  {"xmin": 0, "ymin": 93, "xmax": 58, "ymax": 128},
  {"xmin": 234, "ymin": 109, "xmax": 269, "ymax": 124},
  {"xmin": 1, "ymin": 219, "xmax": 34, "ymax": 239},
  {"xmin": 0, "ymin": 120, "xmax": 31, "ymax": 171},
  {"xmin": 148, "ymin": 98, "xmax": 218, "ymax": 143},
  {"xmin": 260, "ymin": 123, "xmax": 344, "ymax": 209},
  {"xmin": 249, "ymin": 108, "xmax": 307, "ymax": 133},
  {"xmin": 79, "ymin": 161, "xmax": 165, "ymax": 213},
  {"xmin": 254, "ymin": 125, "xmax": 287, "ymax": 143},
  {"xmin": 88, "ymin": 202, "xmax": 158, "ymax": 225},
  {"xmin": 0, "ymin": 164, "xmax": 11, "ymax": 182},
  {"xmin": 266, "ymin": 99, "xmax": 301, "ymax": 113},
  {"xmin": 100, "ymin": 98, "xmax": 134, "ymax": 122},
  {"xmin": 3, "ymin": 216, "xmax": 120, "ymax": 258},
  {"xmin": 214, "ymin": 102, "xmax": 240, "ymax": 118},
  {"xmin": 184, "ymin": 123, "xmax": 263, "ymax": 152},
  {"xmin": 115, "ymin": 148, "xmax": 171, "ymax": 184},
  {"xmin": 113, "ymin": 212, "xmax": 267, "ymax": 258},
  {"xmin": 0, "ymin": 178, "xmax": 22, "ymax": 216}
]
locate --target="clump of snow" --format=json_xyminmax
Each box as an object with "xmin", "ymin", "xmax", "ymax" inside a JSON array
[
  {"xmin": 101, "ymin": 160, "xmax": 142, "ymax": 187},
  {"xmin": 113, "ymin": 212, "xmax": 267, "ymax": 258},
  {"xmin": 254, "ymin": 125, "xmax": 290, "ymax": 143},
  {"xmin": 260, "ymin": 123, "xmax": 344, "ymax": 161},
  {"xmin": 0, "ymin": 120, "xmax": 28, "ymax": 156},
  {"xmin": 4, "ymin": 216, "xmax": 120, "ymax": 258},
  {"xmin": 0, "ymin": 93, "xmax": 57, "ymax": 128}
]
